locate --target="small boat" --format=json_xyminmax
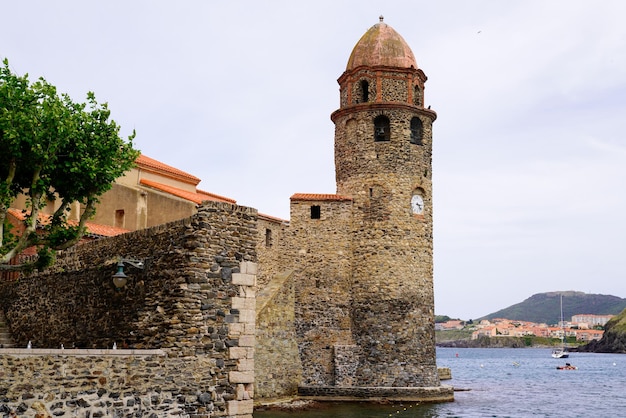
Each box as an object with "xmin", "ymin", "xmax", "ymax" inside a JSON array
[
  {"xmin": 551, "ymin": 294, "xmax": 569, "ymax": 359},
  {"xmin": 556, "ymin": 363, "xmax": 577, "ymax": 370}
]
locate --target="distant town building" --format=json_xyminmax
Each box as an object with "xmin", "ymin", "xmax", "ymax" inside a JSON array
[
  {"xmin": 571, "ymin": 314, "xmax": 614, "ymax": 328},
  {"xmin": 468, "ymin": 317, "xmax": 605, "ymax": 341}
]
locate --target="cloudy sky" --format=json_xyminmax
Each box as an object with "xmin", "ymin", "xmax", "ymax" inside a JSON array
[{"xmin": 3, "ymin": 1, "xmax": 625, "ymax": 320}]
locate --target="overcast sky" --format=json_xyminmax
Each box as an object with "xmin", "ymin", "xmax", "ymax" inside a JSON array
[{"xmin": 3, "ymin": 1, "xmax": 625, "ymax": 320}]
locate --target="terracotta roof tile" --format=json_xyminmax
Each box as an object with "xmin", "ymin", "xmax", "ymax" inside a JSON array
[
  {"xmin": 258, "ymin": 212, "xmax": 289, "ymax": 224},
  {"xmin": 196, "ymin": 188, "xmax": 237, "ymax": 204},
  {"xmin": 290, "ymin": 193, "xmax": 353, "ymax": 202},
  {"xmin": 136, "ymin": 154, "xmax": 201, "ymax": 185},
  {"xmin": 140, "ymin": 179, "xmax": 236, "ymax": 205},
  {"xmin": 7, "ymin": 208, "xmax": 33, "ymax": 222},
  {"xmin": 83, "ymin": 222, "xmax": 129, "ymax": 237},
  {"xmin": 7, "ymin": 208, "xmax": 128, "ymax": 237}
]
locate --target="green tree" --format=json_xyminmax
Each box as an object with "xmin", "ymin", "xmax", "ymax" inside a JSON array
[
  {"xmin": 435, "ymin": 315, "xmax": 451, "ymax": 323},
  {"xmin": 0, "ymin": 59, "xmax": 139, "ymax": 271}
]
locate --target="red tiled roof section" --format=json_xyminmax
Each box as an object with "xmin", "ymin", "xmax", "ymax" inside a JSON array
[
  {"xmin": 197, "ymin": 188, "xmax": 237, "ymax": 204},
  {"xmin": 84, "ymin": 222, "xmax": 129, "ymax": 237},
  {"xmin": 7, "ymin": 208, "xmax": 41, "ymax": 222},
  {"xmin": 7, "ymin": 208, "xmax": 128, "ymax": 237},
  {"xmin": 136, "ymin": 154, "xmax": 201, "ymax": 185},
  {"xmin": 140, "ymin": 179, "xmax": 236, "ymax": 205},
  {"xmin": 290, "ymin": 193, "xmax": 353, "ymax": 202},
  {"xmin": 258, "ymin": 212, "xmax": 289, "ymax": 223}
]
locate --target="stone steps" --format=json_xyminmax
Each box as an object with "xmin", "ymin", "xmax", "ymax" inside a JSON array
[{"xmin": 0, "ymin": 310, "xmax": 15, "ymax": 348}]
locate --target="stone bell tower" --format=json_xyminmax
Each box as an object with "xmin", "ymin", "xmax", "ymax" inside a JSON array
[{"xmin": 331, "ymin": 16, "xmax": 439, "ymax": 387}]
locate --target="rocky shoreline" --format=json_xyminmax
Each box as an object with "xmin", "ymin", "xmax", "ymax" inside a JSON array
[{"xmin": 437, "ymin": 336, "xmax": 543, "ymax": 349}]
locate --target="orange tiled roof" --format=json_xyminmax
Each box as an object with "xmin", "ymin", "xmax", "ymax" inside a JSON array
[
  {"xmin": 140, "ymin": 179, "xmax": 236, "ymax": 205},
  {"xmin": 7, "ymin": 208, "xmax": 60, "ymax": 228},
  {"xmin": 258, "ymin": 212, "xmax": 289, "ymax": 224},
  {"xmin": 136, "ymin": 154, "xmax": 201, "ymax": 185},
  {"xmin": 83, "ymin": 222, "xmax": 129, "ymax": 237},
  {"xmin": 7, "ymin": 208, "xmax": 128, "ymax": 237},
  {"xmin": 196, "ymin": 188, "xmax": 237, "ymax": 204},
  {"xmin": 290, "ymin": 193, "xmax": 353, "ymax": 202}
]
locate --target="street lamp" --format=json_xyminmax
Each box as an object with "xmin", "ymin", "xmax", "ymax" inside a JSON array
[{"xmin": 112, "ymin": 258, "xmax": 145, "ymax": 289}]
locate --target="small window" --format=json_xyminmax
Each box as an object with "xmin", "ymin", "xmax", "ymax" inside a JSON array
[
  {"xmin": 374, "ymin": 115, "xmax": 390, "ymax": 142},
  {"xmin": 410, "ymin": 117, "xmax": 423, "ymax": 145},
  {"xmin": 265, "ymin": 228, "xmax": 273, "ymax": 247},
  {"xmin": 115, "ymin": 209, "xmax": 125, "ymax": 228},
  {"xmin": 360, "ymin": 80, "xmax": 369, "ymax": 103},
  {"xmin": 311, "ymin": 205, "xmax": 321, "ymax": 219}
]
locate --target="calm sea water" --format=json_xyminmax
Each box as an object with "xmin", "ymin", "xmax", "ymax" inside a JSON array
[{"xmin": 254, "ymin": 347, "xmax": 626, "ymax": 417}]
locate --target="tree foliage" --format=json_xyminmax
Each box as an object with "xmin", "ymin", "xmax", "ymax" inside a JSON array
[{"xmin": 0, "ymin": 59, "xmax": 139, "ymax": 271}]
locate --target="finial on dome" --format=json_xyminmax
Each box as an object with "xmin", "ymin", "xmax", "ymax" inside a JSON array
[{"xmin": 379, "ymin": 15, "xmax": 384, "ymax": 23}]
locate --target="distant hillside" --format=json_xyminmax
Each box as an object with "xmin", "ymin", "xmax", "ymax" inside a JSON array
[
  {"xmin": 577, "ymin": 307, "xmax": 626, "ymax": 353},
  {"xmin": 479, "ymin": 291, "xmax": 626, "ymax": 325}
]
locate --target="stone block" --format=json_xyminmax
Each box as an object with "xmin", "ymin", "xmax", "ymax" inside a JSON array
[
  {"xmin": 236, "ymin": 383, "xmax": 252, "ymax": 400},
  {"xmin": 232, "ymin": 273, "xmax": 256, "ymax": 286},
  {"xmin": 239, "ymin": 286, "xmax": 256, "ymax": 298},
  {"xmin": 237, "ymin": 358, "xmax": 254, "ymax": 371},
  {"xmin": 240, "ymin": 261, "xmax": 258, "ymax": 275},
  {"xmin": 238, "ymin": 335, "xmax": 255, "ymax": 347},
  {"xmin": 227, "ymin": 399, "xmax": 254, "ymax": 416},
  {"xmin": 238, "ymin": 309, "xmax": 256, "ymax": 324},
  {"xmin": 229, "ymin": 347, "xmax": 248, "ymax": 359},
  {"xmin": 229, "ymin": 323, "xmax": 244, "ymax": 336},
  {"xmin": 229, "ymin": 370, "xmax": 254, "ymax": 384},
  {"xmin": 231, "ymin": 296, "xmax": 256, "ymax": 310}
]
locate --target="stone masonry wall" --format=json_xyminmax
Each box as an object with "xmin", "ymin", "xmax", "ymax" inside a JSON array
[
  {"xmin": 330, "ymin": 58, "xmax": 441, "ymax": 388},
  {"xmin": 0, "ymin": 201, "xmax": 258, "ymax": 417},
  {"xmin": 334, "ymin": 107, "xmax": 439, "ymax": 387},
  {"xmin": 255, "ymin": 216, "xmax": 288, "ymax": 290},
  {"xmin": 288, "ymin": 198, "xmax": 354, "ymax": 387},
  {"xmin": 255, "ymin": 270, "xmax": 302, "ymax": 399}
]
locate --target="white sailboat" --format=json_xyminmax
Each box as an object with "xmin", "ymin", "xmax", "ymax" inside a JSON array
[{"xmin": 552, "ymin": 294, "xmax": 569, "ymax": 359}]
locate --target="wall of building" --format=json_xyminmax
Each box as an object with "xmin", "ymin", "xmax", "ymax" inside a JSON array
[
  {"xmin": 288, "ymin": 198, "xmax": 354, "ymax": 386},
  {"xmin": 0, "ymin": 201, "xmax": 258, "ymax": 417},
  {"xmin": 255, "ymin": 216, "xmax": 289, "ymax": 290},
  {"xmin": 90, "ymin": 182, "xmax": 198, "ymax": 231},
  {"xmin": 255, "ymin": 270, "xmax": 302, "ymax": 398}
]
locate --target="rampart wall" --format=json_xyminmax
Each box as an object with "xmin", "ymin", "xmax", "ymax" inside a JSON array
[{"xmin": 0, "ymin": 202, "xmax": 258, "ymax": 417}]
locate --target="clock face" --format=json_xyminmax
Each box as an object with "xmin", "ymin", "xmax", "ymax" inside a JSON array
[{"xmin": 411, "ymin": 194, "xmax": 424, "ymax": 214}]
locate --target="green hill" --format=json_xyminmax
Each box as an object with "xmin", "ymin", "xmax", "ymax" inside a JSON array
[
  {"xmin": 577, "ymin": 307, "xmax": 626, "ymax": 353},
  {"xmin": 478, "ymin": 291, "xmax": 626, "ymax": 325}
]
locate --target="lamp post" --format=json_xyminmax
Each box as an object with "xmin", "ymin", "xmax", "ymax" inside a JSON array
[{"xmin": 112, "ymin": 258, "xmax": 145, "ymax": 289}]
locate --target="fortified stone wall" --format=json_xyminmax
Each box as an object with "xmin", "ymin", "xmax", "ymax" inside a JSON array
[
  {"xmin": 255, "ymin": 216, "xmax": 289, "ymax": 290},
  {"xmin": 255, "ymin": 270, "xmax": 302, "ymax": 398},
  {"xmin": 288, "ymin": 197, "xmax": 354, "ymax": 386},
  {"xmin": 0, "ymin": 201, "xmax": 258, "ymax": 417}
]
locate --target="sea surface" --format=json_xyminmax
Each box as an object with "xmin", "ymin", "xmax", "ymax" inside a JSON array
[{"xmin": 254, "ymin": 347, "xmax": 626, "ymax": 417}]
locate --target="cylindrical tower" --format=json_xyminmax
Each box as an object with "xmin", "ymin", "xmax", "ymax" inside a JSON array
[{"xmin": 331, "ymin": 17, "xmax": 439, "ymax": 387}]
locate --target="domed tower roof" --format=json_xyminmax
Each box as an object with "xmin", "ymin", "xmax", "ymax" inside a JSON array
[{"xmin": 346, "ymin": 16, "xmax": 418, "ymax": 70}]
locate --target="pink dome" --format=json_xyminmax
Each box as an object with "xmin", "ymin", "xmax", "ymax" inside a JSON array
[{"xmin": 346, "ymin": 17, "xmax": 418, "ymax": 70}]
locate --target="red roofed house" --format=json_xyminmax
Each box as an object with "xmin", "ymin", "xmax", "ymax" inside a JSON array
[
  {"xmin": 3, "ymin": 153, "xmax": 243, "ymax": 274},
  {"xmin": 91, "ymin": 154, "xmax": 237, "ymax": 231}
]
